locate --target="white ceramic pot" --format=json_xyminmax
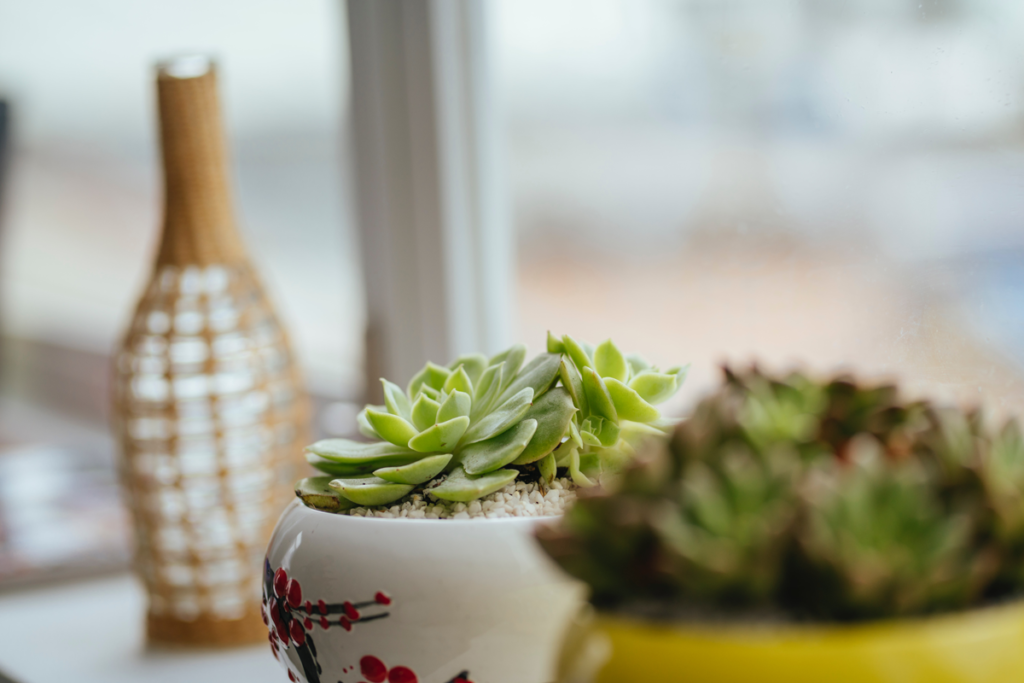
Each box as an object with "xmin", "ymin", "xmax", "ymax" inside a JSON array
[{"xmin": 263, "ymin": 500, "xmax": 585, "ymax": 683}]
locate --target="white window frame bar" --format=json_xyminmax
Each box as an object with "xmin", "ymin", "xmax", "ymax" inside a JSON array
[{"xmin": 347, "ymin": 0, "xmax": 513, "ymax": 398}]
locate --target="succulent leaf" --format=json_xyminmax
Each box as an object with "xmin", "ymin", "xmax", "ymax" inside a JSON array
[
  {"xmin": 625, "ymin": 353, "xmax": 652, "ymax": 377},
  {"xmin": 547, "ymin": 331, "xmax": 566, "ymax": 354},
  {"xmin": 559, "ymin": 354, "xmax": 590, "ymax": 416},
  {"xmin": 647, "ymin": 416, "xmax": 681, "ymax": 432},
  {"xmin": 408, "ymin": 361, "xmax": 452, "ymax": 398},
  {"xmin": 471, "ymin": 362, "xmax": 506, "ymax": 420},
  {"xmin": 307, "ymin": 439, "xmax": 421, "ymax": 466},
  {"xmin": 411, "ymin": 394, "xmax": 441, "ymax": 432},
  {"xmin": 460, "ymin": 419, "xmax": 539, "ymax": 475},
  {"xmin": 587, "ymin": 416, "xmax": 622, "ymax": 447},
  {"xmin": 444, "ymin": 365, "xmax": 474, "ymax": 396},
  {"xmin": 306, "ymin": 452, "xmax": 372, "ymax": 477},
  {"xmin": 382, "ymin": 379, "xmax": 412, "ymax": 420},
  {"xmin": 630, "ymin": 371, "xmax": 680, "ymax": 406},
  {"xmin": 374, "ymin": 454, "xmax": 452, "ymax": 485},
  {"xmin": 296, "ymin": 476, "xmax": 358, "ymax": 512},
  {"xmin": 498, "ymin": 352, "xmax": 561, "ymax": 405},
  {"xmin": 667, "ymin": 364, "xmax": 690, "ymax": 382},
  {"xmin": 580, "ymin": 429, "xmax": 602, "ymax": 447},
  {"xmin": 449, "ymin": 353, "xmax": 488, "ymax": 386},
  {"xmin": 462, "ymin": 387, "xmax": 535, "ymax": 445},
  {"xmin": 365, "ymin": 408, "xmax": 418, "ymax": 447},
  {"xmin": 329, "ymin": 477, "xmax": 414, "ymax": 506},
  {"xmin": 514, "ymin": 387, "xmax": 578, "ymax": 464},
  {"xmin": 357, "ymin": 406, "xmax": 382, "ymax": 439},
  {"xmin": 539, "ymin": 451, "xmax": 557, "ymax": 483},
  {"xmin": 553, "ymin": 440, "xmax": 575, "ymax": 467},
  {"xmin": 594, "ymin": 339, "xmax": 628, "ymax": 382},
  {"xmin": 605, "ymin": 377, "xmax": 660, "ymax": 423},
  {"xmin": 580, "ymin": 449, "xmax": 606, "ymax": 479},
  {"xmin": 582, "ymin": 366, "xmax": 618, "ymax": 422},
  {"xmin": 567, "ymin": 447, "xmax": 594, "ymax": 487},
  {"xmin": 408, "ymin": 416, "xmax": 470, "ymax": 453},
  {"xmin": 562, "ymin": 334, "xmax": 593, "ymax": 372},
  {"xmin": 592, "ymin": 443, "xmax": 632, "ymax": 474},
  {"xmin": 619, "ymin": 419, "xmax": 668, "ymax": 441},
  {"xmin": 489, "ymin": 343, "xmax": 527, "ymax": 390},
  {"xmin": 568, "ymin": 419, "xmax": 584, "ymax": 449},
  {"xmin": 407, "ymin": 365, "xmax": 431, "ymax": 398},
  {"xmin": 437, "ymin": 389, "xmax": 471, "ymax": 423},
  {"xmin": 428, "ymin": 465, "xmax": 518, "ymax": 502}
]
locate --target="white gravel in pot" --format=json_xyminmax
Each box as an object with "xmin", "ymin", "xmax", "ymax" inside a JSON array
[{"xmin": 344, "ymin": 477, "xmax": 579, "ymax": 519}]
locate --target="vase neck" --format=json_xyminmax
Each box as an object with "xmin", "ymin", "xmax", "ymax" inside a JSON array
[{"xmin": 155, "ymin": 57, "xmax": 246, "ymax": 267}]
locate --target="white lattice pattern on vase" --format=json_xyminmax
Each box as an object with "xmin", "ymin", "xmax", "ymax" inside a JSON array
[{"xmin": 115, "ymin": 263, "xmax": 306, "ymax": 635}]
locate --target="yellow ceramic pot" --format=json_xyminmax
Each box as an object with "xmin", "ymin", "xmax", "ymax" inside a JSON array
[{"xmin": 557, "ymin": 602, "xmax": 1024, "ymax": 683}]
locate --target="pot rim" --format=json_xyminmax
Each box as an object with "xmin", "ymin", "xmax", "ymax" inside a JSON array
[
  {"xmin": 287, "ymin": 498, "xmax": 562, "ymax": 526},
  {"xmin": 590, "ymin": 597, "xmax": 1024, "ymax": 638}
]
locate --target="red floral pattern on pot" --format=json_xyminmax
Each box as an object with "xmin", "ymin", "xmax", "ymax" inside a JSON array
[
  {"xmin": 264, "ymin": 559, "xmax": 475, "ymax": 683},
  {"xmin": 263, "ymin": 559, "xmax": 393, "ymax": 683}
]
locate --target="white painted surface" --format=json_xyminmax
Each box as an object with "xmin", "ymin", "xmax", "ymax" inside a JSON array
[{"xmin": 0, "ymin": 574, "xmax": 281, "ymax": 683}]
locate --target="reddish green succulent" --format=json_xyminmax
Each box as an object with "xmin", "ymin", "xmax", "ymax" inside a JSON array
[{"xmin": 538, "ymin": 366, "xmax": 1024, "ymax": 621}]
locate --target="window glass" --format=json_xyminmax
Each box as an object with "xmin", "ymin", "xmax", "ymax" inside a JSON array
[
  {"xmin": 0, "ymin": 0, "xmax": 361, "ymax": 398},
  {"xmin": 497, "ymin": 0, "xmax": 1024, "ymax": 413}
]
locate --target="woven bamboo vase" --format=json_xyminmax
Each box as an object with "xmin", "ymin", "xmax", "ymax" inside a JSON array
[{"xmin": 113, "ymin": 57, "xmax": 308, "ymax": 647}]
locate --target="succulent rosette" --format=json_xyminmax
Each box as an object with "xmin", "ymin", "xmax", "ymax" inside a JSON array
[
  {"xmin": 538, "ymin": 366, "xmax": 1024, "ymax": 621},
  {"xmin": 296, "ymin": 334, "xmax": 687, "ymax": 511}
]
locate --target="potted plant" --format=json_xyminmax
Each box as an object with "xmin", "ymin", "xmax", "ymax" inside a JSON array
[
  {"xmin": 537, "ymin": 367, "xmax": 1024, "ymax": 683},
  {"xmin": 263, "ymin": 334, "xmax": 687, "ymax": 683}
]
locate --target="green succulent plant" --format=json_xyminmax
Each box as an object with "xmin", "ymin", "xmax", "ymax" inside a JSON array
[
  {"xmin": 538, "ymin": 366, "xmax": 1024, "ymax": 621},
  {"xmin": 295, "ymin": 334, "xmax": 687, "ymax": 511}
]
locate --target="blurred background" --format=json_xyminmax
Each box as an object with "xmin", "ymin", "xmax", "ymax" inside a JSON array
[{"xmin": 2, "ymin": 0, "xmax": 1024, "ymax": 672}]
